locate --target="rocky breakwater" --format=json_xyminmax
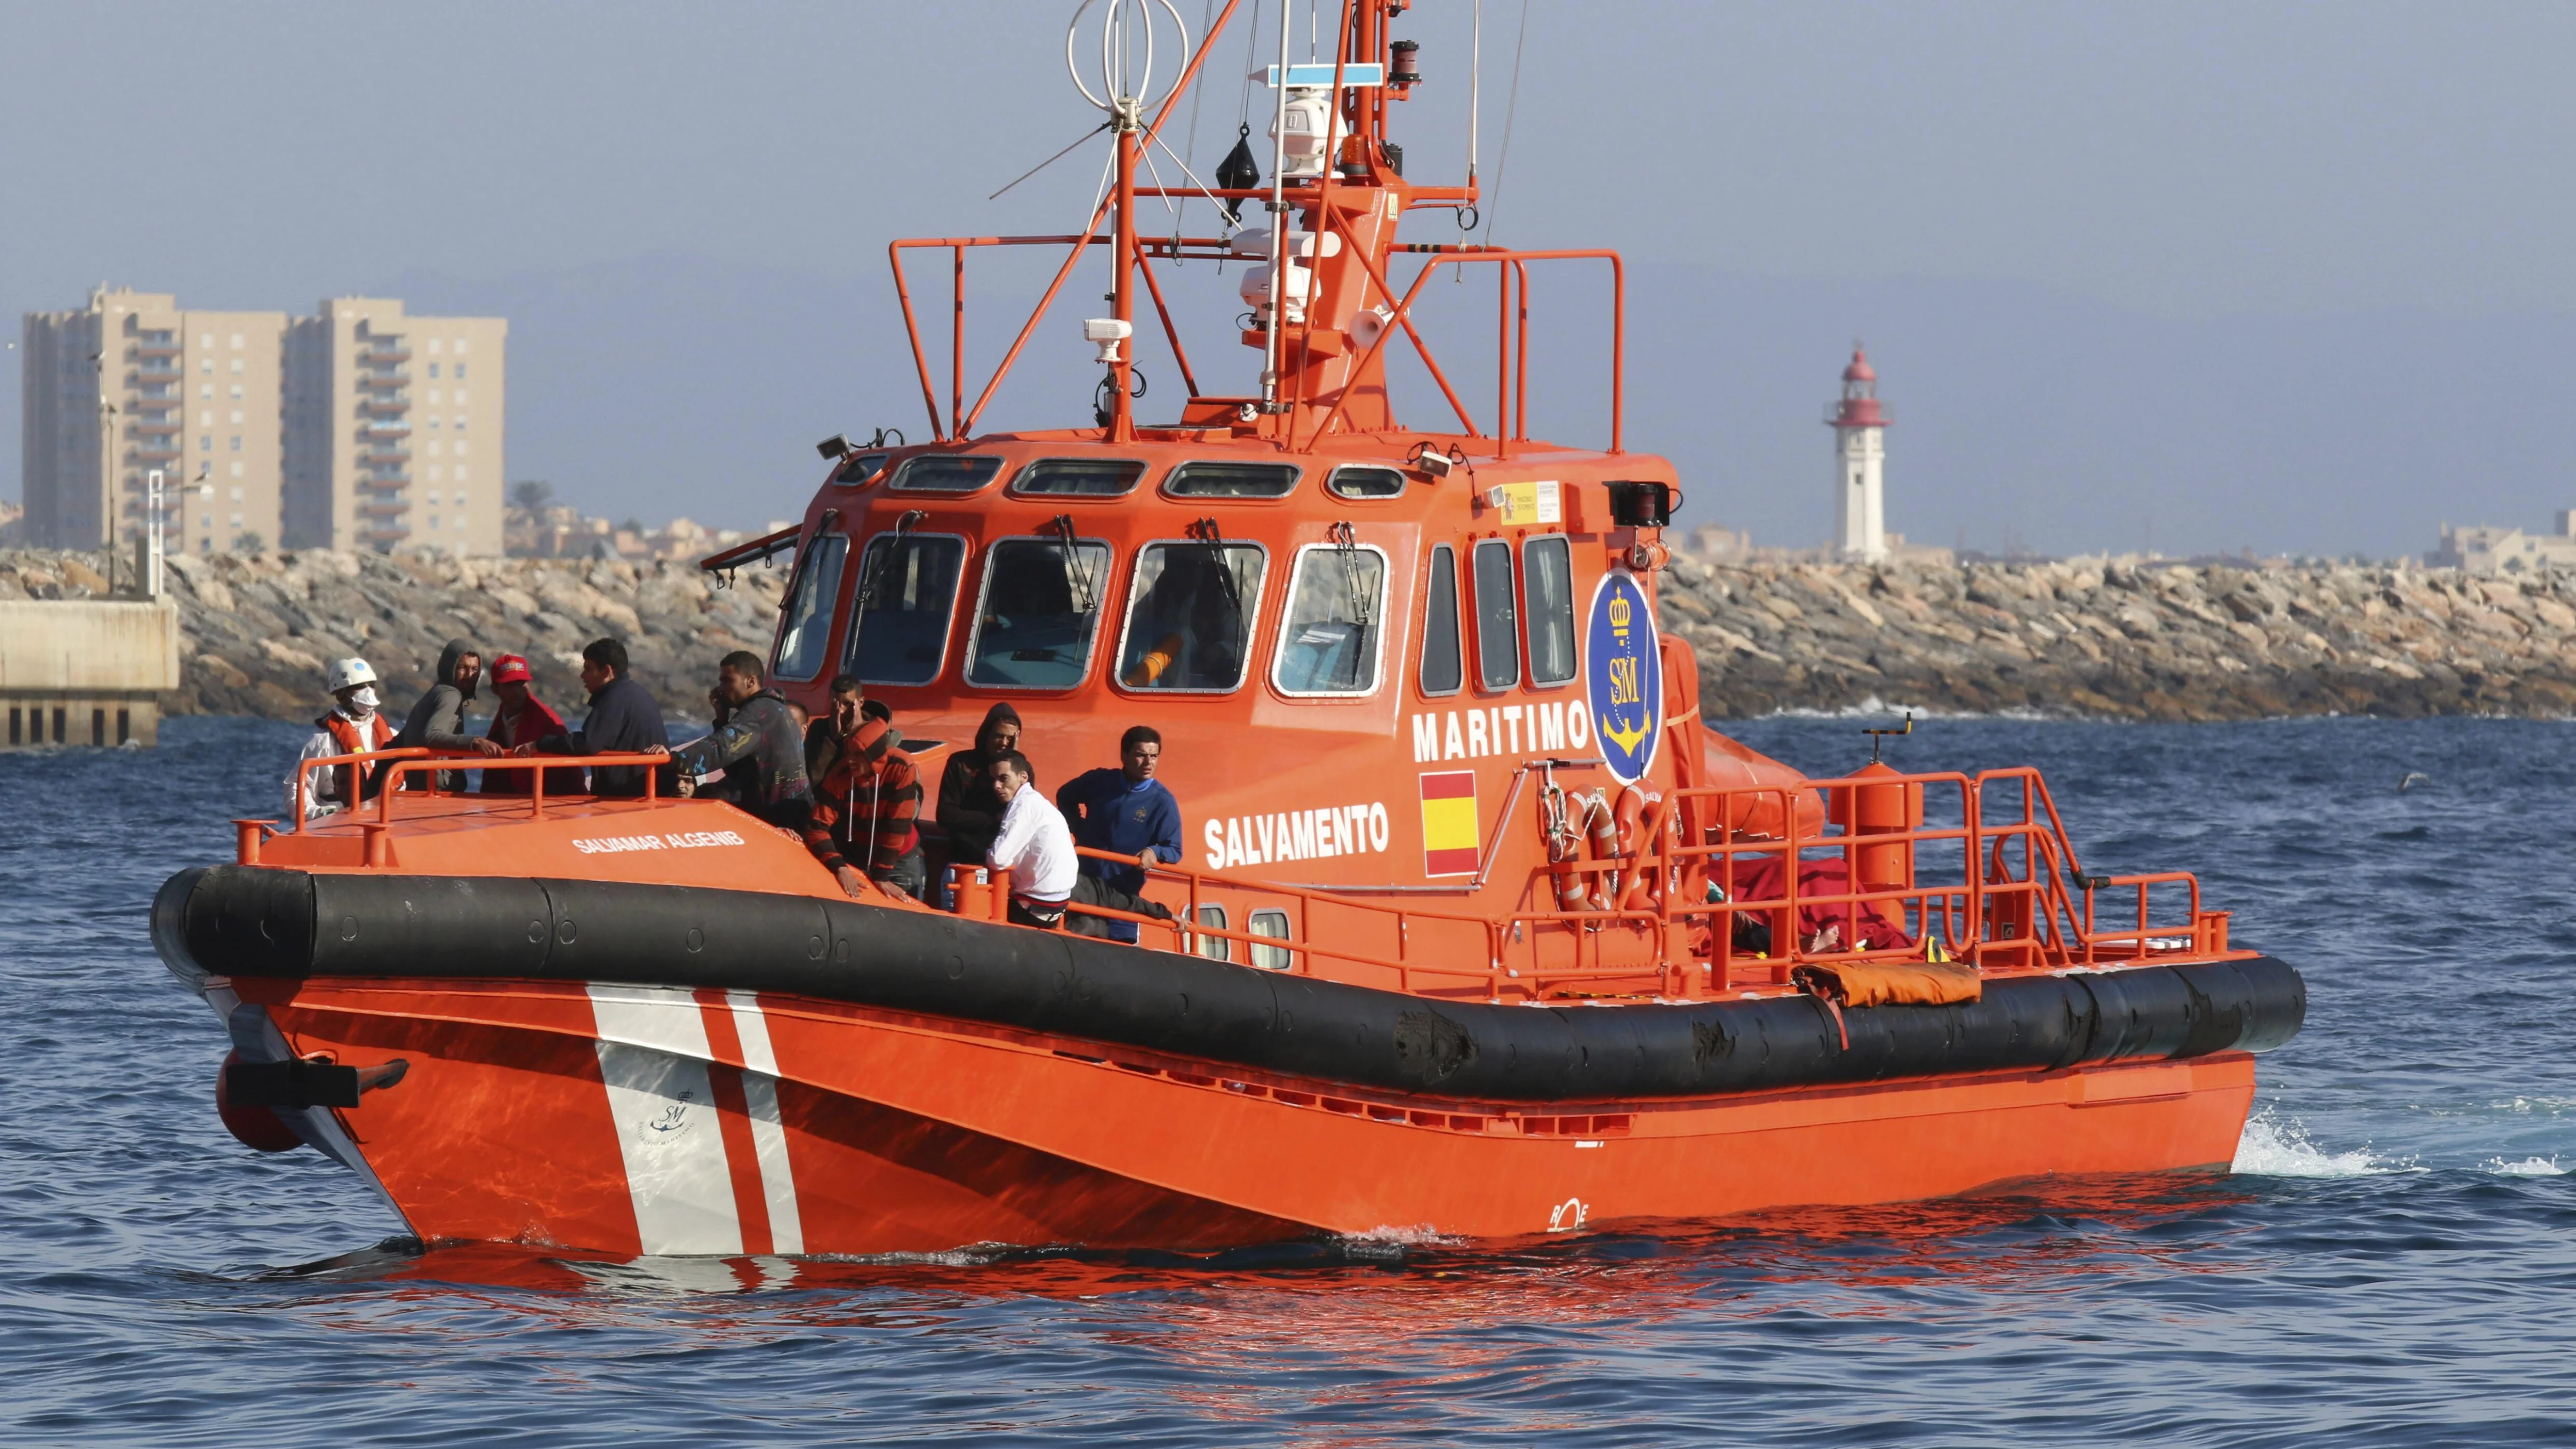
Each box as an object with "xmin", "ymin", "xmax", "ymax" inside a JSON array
[
  {"xmin": 1658, "ymin": 556, "xmax": 2576, "ymax": 720},
  {"xmin": 0, "ymin": 548, "xmax": 787, "ymax": 721}
]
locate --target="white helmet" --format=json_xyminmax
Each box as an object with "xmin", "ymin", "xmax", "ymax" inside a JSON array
[{"xmin": 326, "ymin": 657, "xmax": 378, "ymax": 694}]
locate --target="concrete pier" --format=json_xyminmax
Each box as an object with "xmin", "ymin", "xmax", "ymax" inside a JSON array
[{"xmin": 0, "ymin": 600, "xmax": 181, "ymax": 747}]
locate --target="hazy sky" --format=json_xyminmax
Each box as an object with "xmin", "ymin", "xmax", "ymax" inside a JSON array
[{"xmin": 6, "ymin": 2, "xmax": 2571, "ymax": 555}]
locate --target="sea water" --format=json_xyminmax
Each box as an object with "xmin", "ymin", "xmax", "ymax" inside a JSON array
[{"xmin": 5, "ymin": 715, "xmax": 2572, "ymax": 1445}]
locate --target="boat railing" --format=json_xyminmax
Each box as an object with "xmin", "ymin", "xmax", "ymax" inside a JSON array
[
  {"xmin": 244, "ymin": 747, "xmax": 680, "ymax": 866},
  {"xmin": 1066, "ymin": 764, "xmax": 2235, "ymax": 1002}
]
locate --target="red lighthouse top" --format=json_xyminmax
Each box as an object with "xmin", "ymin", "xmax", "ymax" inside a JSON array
[{"xmin": 1830, "ymin": 343, "xmax": 1887, "ymax": 428}]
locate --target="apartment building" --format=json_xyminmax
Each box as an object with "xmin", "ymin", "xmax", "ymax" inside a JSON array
[
  {"xmin": 21, "ymin": 288, "xmax": 288, "ymax": 555},
  {"xmin": 282, "ymin": 297, "xmax": 505, "ymax": 555},
  {"xmin": 21, "ymin": 289, "xmax": 505, "ymax": 558}
]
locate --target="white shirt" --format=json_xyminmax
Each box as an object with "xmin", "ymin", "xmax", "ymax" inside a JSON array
[
  {"xmin": 290, "ymin": 708, "xmax": 390, "ymax": 821},
  {"xmin": 989, "ymin": 781, "xmax": 1077, "ymax": 902}
]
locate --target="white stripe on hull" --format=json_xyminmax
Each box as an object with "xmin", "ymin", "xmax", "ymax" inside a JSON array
[
  {"xmin": 726, "ymin": 989, "xmax": 804, "ymax": 1254},
  {"xmin": 587, "ymin": 985, "xmax": 742, "ymax": 1256}
]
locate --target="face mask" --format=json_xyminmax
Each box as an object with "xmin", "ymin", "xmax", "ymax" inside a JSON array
[{"xmin": 347, "ymin": 687, "xmax": 379, "ymax": 717}]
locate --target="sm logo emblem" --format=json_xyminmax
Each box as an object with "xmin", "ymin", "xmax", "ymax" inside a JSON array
[{"xmin": 1584, "ymin": 570, "xmax": 1662, "ymax": 784}]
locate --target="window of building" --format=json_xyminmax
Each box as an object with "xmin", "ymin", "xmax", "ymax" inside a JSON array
[
  {"xmin": 454, "ymin": 339, "xmax": 468, "ymax": 354},
  {"xmin": 965, "ymin": 536, "xmax": 1113, "ymax": 689},
  {"xmin": 844, "ymin": 533, "xmax": 967, "ymax": 686},
  {"xmin": 1194, "ymin": 904, "xmax": 1230, "ymax": 961},
  {"xmin": 228, "ymin": 486, "xmax": 242, "ymax": 502},
  {"xmin": 228, "ymin": 409, "xmax": 242, "ymax": 424},
  {"xmin": 891, "ymin": 455, "xmax": 1005, "ymax": 493},
  {"xmin": 428, "ymin": 467, "xmax": 443, "ymax": 482},
  {"xmin": 455, "ymin": 416, "xmax": 468, "ymax": 433},
  {"xmin": 1165, "ymin": 461, "xmax": 1300, "ymax": 498},
  {"xmin": 455, "ymin": 465, "xmax": 470, "ymax": 482},
  {"xmin": 199, "ymin": 436, "xmax": 212, "ymax": 451},
  {"xmin": 424, "ymin": 491, "xmax": 440, "ymax": 506},
  {"xmin": 455, "ymin": 390, "xmax": 469, "ymax": 406},
  {"xmin": 455, "ymin": 439, "xmax": 469, "ymax": 456},
  {"xmin": 228, "ymin": 360, "xmax": 242, "ymax": 374},
  {"xmin": 229, "ymin": 384, "xmax": 241, "ymax": 400},
  {"xmin": 455, "ymin": 363, "xmax": 468, "ymax": 379},
  {"xmin": 1472, "ymin": 538, "xmax": 1520, "ymax": 690},
  {"xmin": 1115, "ymin": 542, "xmax": 1265, "ymax": 692},
  {"xmin": 198, "ymin": 333, "xmax": 213, "ymax": 349},
  {"xmin": 427, "ymin": 363, "xmax": 440, "ymax": 379},
  {"xmin": 1327, "ymin": 465, "xmax": 1406, "ymax": 499},
  {"xmin": 428, "ymin": 416, "xmax": 441, "ymax": 429},
  {"xmin": 1418, "ymin": 543, "xmax": 1462, "ymax": 696},
  {"xmin": 428, "ymin": 390, "xmax": 443, "ymax": 405},
  {"xmin": 771, "ymin": 532, "xmax": 849, "ymax": 681},
  {"xmin": 199, "ymin": 385, "xmax": 213, "ymax": 399},
  {"xmin": 456, "ymin": 517, "xmax": 468, "ymax": 532},
  {"xmin": 428, "ymin": 338, "xmax": 443, "ymax": 354},
  {"xmin": 199, "ymin": 361, "xmax": 212, "ymax": 375},
  {"xmin": 230, "ymin": 437, "xmax": 241, "ymax": 451},
  {"xmin": 1247, "ymin": 909, "xmax": 1293, "ymax": 970},
  {"xmin": 229, "ymin": 462, "xmax": 243, "ymax": 478},
  {"xmin": 1011, "ymin": 458, "xmax": 1147, "ymax": 497},
  {"xmin": 427, "ymin": 515, "xmax": 441, "ymax": 530},
  {"xmin": 229, "ymin": 333, "xmax": 244, "ymax": 349},
  {"xmin": 1523, "ymin": 535, "xmax": 1577, "ymax": 686},
  {"xmin": 229, "ymin": 512, "xmax": 243, "ymax": 528},
  {"xmin": 1273, "ymin": 542, "xmax": 1387, "ymax": 695}
]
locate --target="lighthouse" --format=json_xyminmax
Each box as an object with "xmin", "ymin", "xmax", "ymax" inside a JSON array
[{"xmin": 1827, "ymin": 344, "xmax": 1888, "ymax": 563}]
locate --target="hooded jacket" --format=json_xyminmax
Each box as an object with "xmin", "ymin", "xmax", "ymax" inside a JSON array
[{"xmin": 387, "ymin": 638, "xmax": 481, "ymax": 791}]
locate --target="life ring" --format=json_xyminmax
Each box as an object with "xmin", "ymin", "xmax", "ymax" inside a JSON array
[{"xmin": 1541, "ymin": 785, "xmax": 1593, "ymax": 912}]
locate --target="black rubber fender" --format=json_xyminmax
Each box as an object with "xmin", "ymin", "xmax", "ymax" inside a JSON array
[{"xmin": 159, "ymin": 867, "xmax": 2306, "ymax": 1105}]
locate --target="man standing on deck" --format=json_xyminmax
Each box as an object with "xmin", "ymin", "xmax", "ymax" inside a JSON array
[
  {"xmin": 986, "ymin": 751, "xmax": 1076, "ymax": 929},
  {"xmin": 520, "ymin": 637, "xmax": 666, "ymax": 795},
  {"xmin": 1056, "ymin": 725, "xmax": 1184, "ymax": 943},
  {"xmin": 803, "ymin": 676, "xmax": 925, "ymax": 901},
  {"xmin": 669, "ymin": 650, "xmax": 812, "ymax": 832},
  {"xmin": 478, "ymin": 653, "xmax": 578, "ymax": 796},
  {"xmin": 291, "ymin": 657, "xmax": 395, "ymax": 822},
  {"xmin": 383, "ymin": 639, "xmax": 505, "ymax": 792}
]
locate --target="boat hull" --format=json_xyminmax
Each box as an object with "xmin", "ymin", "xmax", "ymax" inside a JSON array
[
  {"xmin": 159, "ymin": 866, "xmax": 2299, "ymax": 1255},
  {"xmin": 227, "ymin": 973, "xmax": 2259, "ymax": 1254}
]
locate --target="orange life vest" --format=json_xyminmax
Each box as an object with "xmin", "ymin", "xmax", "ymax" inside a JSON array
[{"xmin": 316, "ymin": 709, "xmax": 395, "ymax": 809}]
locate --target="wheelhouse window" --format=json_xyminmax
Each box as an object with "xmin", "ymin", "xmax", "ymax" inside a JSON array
[
  {"xmin": 965, "ymin": 536, "xmax": 1113, "ymax": 689},
  {"xmin": 1418, "ymin": 543, "xmax": 1462, "ymax": 696},
  {"xmin": 771, "ymin": 533, "xmax": 848, "ymax": 681},
  {"xmin": 1116, "ymin": 541, "xmax": 1266, "ymax": 692},
  {"xmin": 891, "ymin": 455, "xmax": 1004, "ymax": 493},
  {"xmin": 845, "ymin": 533, "xmax": 967, "ymax": 686},
  {"xmin": 1273, "ymin": 542, "xmax": 1387, "ymax": 695},
  {"xmin": 1166, "ymin": 461, "xmax": 1299, "ymax": 498},
  {"xmin": 1327, "ymin": 465, "xmax": 1406, "ymax": 500},
  {"xmin": 1522, "ymin": 534, "xmax": 1578, "ymax": 686},
  {"xmin": 830, "ymin": 452, "xmax": 888, "ymax": 487},
  {"xmin": 1012, "ymin": 457, "xmax": 1146, "ymax": 497},
  {"xmin": 1471, "ymin": 538, "xmax": 1520, "ymax": 690}
]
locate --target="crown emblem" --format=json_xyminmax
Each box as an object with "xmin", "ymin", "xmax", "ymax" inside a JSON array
[{"xmin": 1608, "ymin": 594, "xmax": 1631, "ymax": 632}]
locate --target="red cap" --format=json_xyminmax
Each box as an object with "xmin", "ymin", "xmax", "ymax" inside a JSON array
[{"xmin": 490, "ymin": 654, "xmax": 534, "ymax": 684}]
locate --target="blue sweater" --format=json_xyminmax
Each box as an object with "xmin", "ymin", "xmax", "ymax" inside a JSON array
[{"xmin": 1056, "ymin": 769, "xmax": 1183, "ymax": 897}]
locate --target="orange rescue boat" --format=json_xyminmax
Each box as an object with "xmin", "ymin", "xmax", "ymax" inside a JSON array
[{"xmin": 154, "ymin": 2, "xmax": 2301, "ymax": 1259}]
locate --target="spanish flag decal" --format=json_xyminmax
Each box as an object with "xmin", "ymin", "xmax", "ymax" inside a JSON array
[{"xmin": 1420, "ymin": 770, "xmax": 1480, "ymax": 877}]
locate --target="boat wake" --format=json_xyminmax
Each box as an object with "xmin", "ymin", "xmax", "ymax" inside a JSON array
[
  {"xmin": 2231, "ymin": 1110, "xmax": 2413, "ymax": 1178},
  {"xmin": 2484, "ymin": 1156, "xmax": 2568, "ymax": 1177}
]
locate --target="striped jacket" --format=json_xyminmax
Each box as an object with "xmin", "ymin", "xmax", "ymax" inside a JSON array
[{"xmin": 803, "ymin": 716, "xmax": 921, "ymax": 879}]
